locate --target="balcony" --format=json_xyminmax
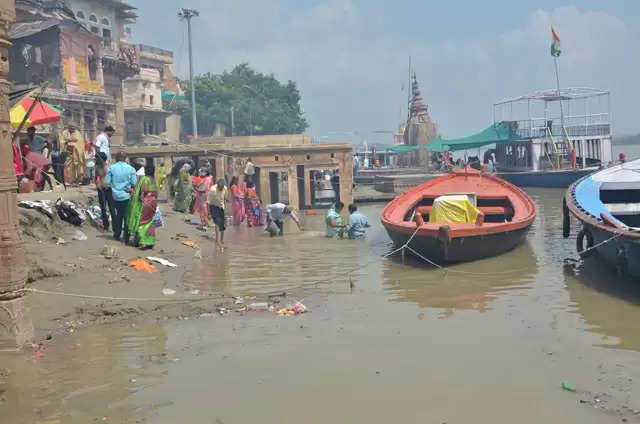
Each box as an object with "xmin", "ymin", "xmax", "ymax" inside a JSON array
[{"xmin": 508, "ymin": 114, "xmax": 611, "ymax": 139}]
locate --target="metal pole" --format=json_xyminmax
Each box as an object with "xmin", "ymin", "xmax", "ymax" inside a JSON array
[
  {"xmin": 554, "ymin": 56, "xmax": 565, "ymax": 136},
  {"xmin": 230, "ymin": 106, "xmax": 235, "ymax": 136},
  {"xmin": 179, "ymin": 8, "xmax": 199, "ymax": 138}
]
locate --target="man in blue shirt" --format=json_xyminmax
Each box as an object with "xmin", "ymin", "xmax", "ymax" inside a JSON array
[
  {"xmin": 105, "ymin": 151, "xmax": 137, "ymax": 242},
  {"xmin": 347, "ymin": 204, "xmax": 370, "ymax": 240}
]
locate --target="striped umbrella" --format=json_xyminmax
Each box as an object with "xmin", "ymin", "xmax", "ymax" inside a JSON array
[{"xmin": 10, "ymin": 97, "xmax": 62, "ymax": 128}]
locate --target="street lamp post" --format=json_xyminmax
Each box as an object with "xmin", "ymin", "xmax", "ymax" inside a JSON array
[{"xmin": 178, "ymin": 8, "xmax": 199, "ymax": 138}]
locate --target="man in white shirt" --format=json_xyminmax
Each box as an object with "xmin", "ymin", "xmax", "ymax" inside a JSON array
[
  {"xmin": 266, "ymin": 203, "xmax": 301, "ymax": 236},
  {"xmin": 94, "ymin": 125, "xmax": 115, "ymax": 163},
  {"xmin": 244, "ymin": 157, "xmax": 255, "ymax": 182}
]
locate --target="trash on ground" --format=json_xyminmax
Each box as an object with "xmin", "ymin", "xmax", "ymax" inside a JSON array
[
  {"xmin": 190, "ymin": 289, "xmax": 200, "ymax": 295},
  {"xmin": 85, "ymin": 205, "xmax": 105, "ymax": 228},
  {"xmin": 153, "ymin": 207, "xmax": 164, "ymax": 228},
  {"xmin": 101, "ymin": 245, "xmax": 119, "ymax": 259},
  {"xmin": 234, "ymin": 297, "xmax": 244, "ymax": 304},
  {"xmin": 55, "ymin": 237, "xmax": 66, "ymax": 245},
  {"xmin": 147, "ymin": 256, "xmax": 177, "ymax": 267},
  {"xmin": 217, "ymin": 307, "xmax": 228, "ymax": 315},
  {"xmin": 55, "ymin": 198, "xmax": 86, "ymax": 226},
  {"xmin": 71, "ymin": 230, "xmax": 88, "ymax": 241},
  {"xmin": 129, "ymin": 259, "xmax": 157, "ymax": 273},
  {"xmin": 182, "ymin": 241, "xmax": 199, "ymax": 249},
  {"xmin": 162, "ymin": 288, "xmax": 176, "ymax": 296},
  {"xmin": 247, "ymin": 302, "xmax": 269, "ymax": 311},
  {"xmin": 561, "ymin": 381, "xmax": 576, "ymax": 392},
  {"xmin": 18, "ymin": 200, "xmax": 53, "ymax": 218},
  {"xmin": 275, "ymin": 302, "xmax": 307, "ymax": 316}
]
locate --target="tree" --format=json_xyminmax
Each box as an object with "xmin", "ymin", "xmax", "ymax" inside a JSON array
[{"xmin": 182, "ymin": 64, "xmax": 308, "ymax": 137}]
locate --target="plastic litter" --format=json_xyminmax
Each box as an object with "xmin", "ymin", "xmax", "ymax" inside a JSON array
[
  {"xmin": 147, "ymin": 256, "xmax": 177, "ymax": 267},
  {"xmin": 71, "ymin": 230, "xmax": 88, "ymax": 241},
  {"xmin": 247, "ymin": 302, "xmax": 270, "ymax": 311},
  {"xmin": 561, "ymin": 381, "xmax": 576, "ymax": 392},
  {"xmin": 275, "ymin": 301, "xmax": 307, "ymax": 316},
  {"xmin": 153, "ymin": 207, "xmax": 164, "ymax": 228},
  {"xmin": 162, "ymin": 288, "xmax": 176, "ymax": 296},
  {"xmin": 84, "ymin": 205, "xmax": 105, "ymax": 228},
  {"xmin": 129, "ymin": 259, "xmax": 157, "ymax": 273},
  {"xmin": 18, "ymin": 200, "xmax": 54, "ymax": 218},
  {"xmin": 101, "ymin": 245, "xmax": 119, "ymax": 259},
  {"xmin": 55, "ymin": 199, "xmax": 86, "ymax": 226},
  {"xmin": 182, "ymin": 241, "xmax": 198, "ymax": 249},
  {"xmin": 55, "ymin": 237, "xmax": 66, "ymax": 245}
]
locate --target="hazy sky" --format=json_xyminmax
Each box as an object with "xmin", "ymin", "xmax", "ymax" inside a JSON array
[{"xmin": 129, "ymin": 0, "xmax": 640, "ymax": 143}]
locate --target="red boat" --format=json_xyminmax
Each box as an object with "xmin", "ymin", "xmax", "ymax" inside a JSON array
[{"xmin": 381, "ymin": 167, "xmax": 536, "ymax": 263}]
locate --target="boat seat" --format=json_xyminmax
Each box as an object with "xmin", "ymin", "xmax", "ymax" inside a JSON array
[
  {"xmin": 416, "ymin": 205, "xmax": 513, "ymax": 216},
  {"xmin": 605, "ymin": 203, "xmax": 640, "ymax": 215}
]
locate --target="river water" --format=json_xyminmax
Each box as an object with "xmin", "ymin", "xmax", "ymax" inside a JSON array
[{"xmin": 4, "ymin": 186, "xmax": 640, "ymax": 423}]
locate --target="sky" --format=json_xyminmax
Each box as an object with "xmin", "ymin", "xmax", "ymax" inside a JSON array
[{"xmin": 129, "ymin": 0, "xmax": 640, "ymax": 143}]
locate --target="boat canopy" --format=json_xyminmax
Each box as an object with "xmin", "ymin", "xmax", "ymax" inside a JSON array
[{"xmin": 387, "ymin": 122, "xmax": 523, "ymax": 153}]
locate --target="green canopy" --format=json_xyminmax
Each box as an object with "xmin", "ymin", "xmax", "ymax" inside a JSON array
[{"xmin": 387, "ymin": 122, "xmax": 523, "ymax": 153}]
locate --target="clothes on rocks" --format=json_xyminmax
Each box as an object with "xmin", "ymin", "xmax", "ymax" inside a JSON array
[
  {"xmin": 128, "ymin": 175, "xmax": 158, "ymax": 248},
  {"xmin": 191, "ymin": 175, "xmax": 212, "ymax": 227},
  {"xmin": 173, "ymin": 170, "xmax": 193, "ymax": 213},
  {"xmin": 106, "ymin": 161, "xmax": 137, "ymax": 201},
  {"xmin": 348, "ymin": 210, "xmax": 370, "ymax": 240}
]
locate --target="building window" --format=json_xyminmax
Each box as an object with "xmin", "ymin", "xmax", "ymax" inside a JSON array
[
  {"xmin": 149, "ymin": 95, "xmax": 154, "ymax": 105},
  {"xmin": 76, "ymin": 10, "xmax": 85, "ymax": 20},
  {"xmin": 90, "ymin": 26, "xmax": 99, "ymax": 35},
  {"xmin": 87, "ymin": 46, "xmax": 97, "ymax": 81},
  {"xmin": 102, "ymin": 28, "xmax": 112, "ymax": 48},
  {"xmin": 101, "ymin": 17, "xmax": 110, "ymax": 27},
  {"xmin": 141, "ymin": 93, "xmax": 146, "ymax": 104},
  {"xmin": 89, "ymin": 14, "xmax": 98, "ymax": 23}
]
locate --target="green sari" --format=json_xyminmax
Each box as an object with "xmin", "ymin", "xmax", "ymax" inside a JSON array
[
  {"xmin": 127, "ymin": 176, "xmax": 158, "ymax": 247},
  {"xmin": 173, "ymin": 170, "xmax": 193, "ymax": 213},
  {"xmin": 326, "ymin": 204, "xmax": 345, "ymax": 239}
]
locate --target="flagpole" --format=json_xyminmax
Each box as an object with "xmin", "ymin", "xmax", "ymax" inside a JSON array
[{"xmin": 553, "ymin": 55, "xmax": 565, "ymax": 136}]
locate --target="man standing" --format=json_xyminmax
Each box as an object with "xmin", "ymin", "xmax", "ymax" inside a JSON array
[
  {"xmin": 208, "ymin": 178, "xmax": 228, "ymax": 250},
  {"xmin": 95, "ymin": 152, "xmax": 115, "ymax": 231},
  {"xmin": 105, "ymin": 151, "xmax": 137, "ymax": 242},
  {"xmin": 93, "ymin": 125, "xmax": 114, "ymax": 163},
  {"xmin": 347, "ymin": 204, "xmax": 370, "ymax": 240},
  {"xmin": 61, "ymin": 123, "xmax": 84, "ymax": 185},
  {"xmin": 265, "ymin": 202, "xmax": 301, "ymax": 236},
  {"xmin": 26, "ymin": 126, "xmax": 46, "ymax": 154}
]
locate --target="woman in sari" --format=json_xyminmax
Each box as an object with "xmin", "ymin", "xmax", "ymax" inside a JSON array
[
  {"xmin": 127, "ymin": 165, "xmax": 158, "ymax": 249},
  {"xmin": 245, "ymin": 181, "xmax": 264, "ymax": 227},
  {"xmin": 191, "ymin": 168, "xmax": 213, "ymax": 229},
  {"xmin": 173, "ymin": 164, "xmax": 193, "ymax": 213},
  {"xmin": 326, "ymin": 201, "xmax": 346, "ymax": 239},
  {"xmin": 230, "ymin": 176, "xmax": 246, "ymax": 226}
]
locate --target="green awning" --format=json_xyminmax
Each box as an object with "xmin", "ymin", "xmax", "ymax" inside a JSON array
[
  {"xmin": 427, "ymin": 122, "xmax": 522, "ymax": 152},
  {"xmin": 162, "ymin": 90, "xmax": 186, "ymax": 101},
  {"xmin": 387, "ymin": 122, "xmax": 523, "ymax": 153}
]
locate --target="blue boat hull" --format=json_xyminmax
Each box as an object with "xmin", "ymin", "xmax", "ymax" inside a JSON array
[
  {"xmin": 586, "ymin": 225, "xmax": 640, "ymax": 278},
  {"xmin": 497, "ymin": 169, "xmax": 593, "ymax": 188}
]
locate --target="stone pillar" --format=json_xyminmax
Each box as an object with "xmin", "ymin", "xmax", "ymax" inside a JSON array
[
  {"xmin": 287, "ymin": 163, "xmax": 299, "ymax": 212},
  {"xmin": 339, "ymin": 151, "xmax": 354, "ymax": 220},
  {"xmin": 259, "ymin": 167, "xmax": 270, "ymax": 206},
  {"xmin": 0, "ymin": 0, "xmax": 33, "ymax": 349}
]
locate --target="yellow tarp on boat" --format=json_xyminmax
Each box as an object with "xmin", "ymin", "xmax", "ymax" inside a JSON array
[{"xmin": 429, "ymin": 194, "xmax": 481, "ymax": 224}]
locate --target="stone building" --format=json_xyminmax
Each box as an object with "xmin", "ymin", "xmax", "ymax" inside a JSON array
[
  {"xmin": 403, "ymin": 73, "xmax": 437, "ymax": 168},
  {"xmin": 115, "ymin": 134, "xmax": 354, "ymax": 217},
  {"xmin": 123, "ymin": 44, "xmax": 183, "ymax": 145},
  {"xmin": 10, "ymin": 0, "xmax": 138, "ymax": 144}
]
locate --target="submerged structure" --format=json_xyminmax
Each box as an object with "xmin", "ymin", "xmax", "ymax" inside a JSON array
[{"xmin": 403, "ymin": 73, "xmax": 437, "ymax": 168}]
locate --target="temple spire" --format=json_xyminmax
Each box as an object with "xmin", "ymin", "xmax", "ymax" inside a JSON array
[{"xmin": 409, "ymin": 72, "xmax": 429, "ymax": 119}]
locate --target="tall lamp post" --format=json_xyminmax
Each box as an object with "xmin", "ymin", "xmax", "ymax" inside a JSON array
[{"xmin": 178, "ymin": 8, "xmax": 199, "ymax": 138}]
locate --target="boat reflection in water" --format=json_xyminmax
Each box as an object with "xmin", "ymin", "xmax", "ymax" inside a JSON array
[
  {"xmin": 565, "ymin": 259, "xmax": 640, "ymax": 352},
  {"xmin": 382, "ymin": 241, "xmax": 537, "ymax": 318}
]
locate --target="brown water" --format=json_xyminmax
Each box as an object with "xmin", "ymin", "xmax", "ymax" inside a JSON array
[{"xmin": 4, "ymin": 187, "xmax": 640, "ymax": 423}]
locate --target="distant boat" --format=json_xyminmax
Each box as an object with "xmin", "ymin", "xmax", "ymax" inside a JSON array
[
  {"xmin": 564, "ymin": 159, "xmax": 640, "ymax": 277},
  {"xmin": 381, "ymin": 167, "xmax": 536, "ymax": 263}
]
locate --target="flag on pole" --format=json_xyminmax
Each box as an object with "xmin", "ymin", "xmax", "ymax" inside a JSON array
[{"xmin": 551, "ymin": 27, "xmax": 561, "ymax": 57}]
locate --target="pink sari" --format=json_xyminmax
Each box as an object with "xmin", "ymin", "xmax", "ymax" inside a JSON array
[
  {"xmin": 245, "ymin": 187, "xmax": 264, "ymax": 227},
  {"xmin": 231, "ymin": 183, "xmax": 246, "ymax": 226},
  {"xmin": 191, "ymin": 176, "xmax": 212, "ymax": 227}
]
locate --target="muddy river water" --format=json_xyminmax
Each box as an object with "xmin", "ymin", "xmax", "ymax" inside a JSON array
[{"xmin": 4, "ymin": 187, "xmax": 640, "ymax": 423}]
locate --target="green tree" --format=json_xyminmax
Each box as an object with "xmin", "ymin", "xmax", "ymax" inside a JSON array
[{"xmin": 182, "ymin": 64, "xmax": 308, "ymax": 137}]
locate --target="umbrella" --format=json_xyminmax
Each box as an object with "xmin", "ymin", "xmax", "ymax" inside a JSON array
[{"xmin": 10, "ymin": 97, "xmax": 62, "ymax": 128}]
